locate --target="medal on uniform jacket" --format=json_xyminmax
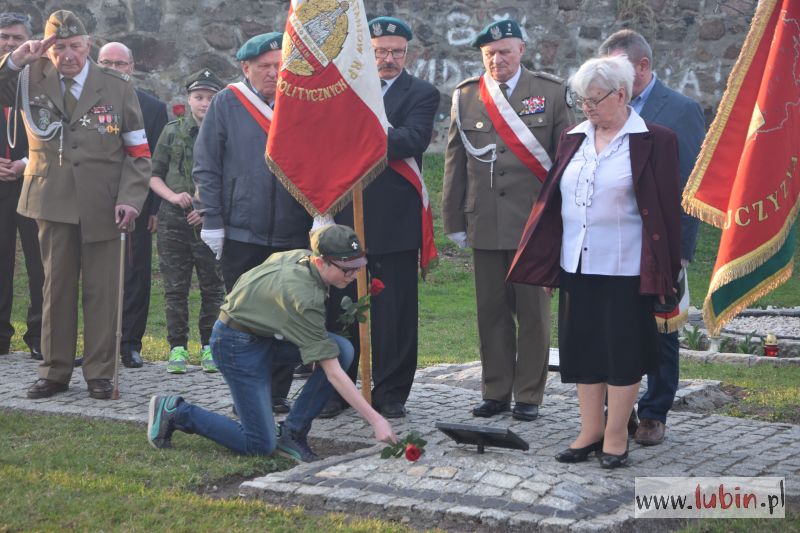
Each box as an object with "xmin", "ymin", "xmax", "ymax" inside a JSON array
[
  {"xmin": 519, "ymin": 96, "xmax": 545, "ymax": 115},
  {"xmin": 37, "ymin": 109, "xmax": 51, "ymax": 129},
  {"xmin": 79, "ymin": 115, "xmax": 91, "ymax": 127}
]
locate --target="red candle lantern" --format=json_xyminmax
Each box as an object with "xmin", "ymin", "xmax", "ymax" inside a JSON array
[{"xmin": 763, "ymin": 333, "xmax": 778, "ymax": 357}]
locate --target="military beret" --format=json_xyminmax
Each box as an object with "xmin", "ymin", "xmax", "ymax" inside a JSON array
[
  {"xmin": 311, "ymin": 224, "xmax": 367, "ymax": 269},
  {"xmin": 44, "ymin": 10, "xmax": 87, "ymax": 40},
  {"xmin": 471, "ymin": 19, "xmax": 523, "ymax": 48},
  {"xmin": 185, "ymin": 68, "xmax": 224, "ymax": 93},
  {"xmin": 368, "ymin": 17, "xmax": 413, "ymax": 41},
  {"xmin": 235, "ymin": 32, "xmax": 283, "ymax": 61}
]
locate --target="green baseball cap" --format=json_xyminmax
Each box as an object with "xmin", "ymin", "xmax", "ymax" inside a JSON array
[{"xmin": 311, "ymin": 225, "xmax": 367, "ymax": 268}]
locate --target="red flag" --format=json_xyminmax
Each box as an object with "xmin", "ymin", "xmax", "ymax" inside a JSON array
[
  {"xmin": 682, "ymin": 0, "xmax": 799, "ymax": 335},
  {"xmin": 266, "ymin": 0, "xmax": 388, "ymax": 216}
]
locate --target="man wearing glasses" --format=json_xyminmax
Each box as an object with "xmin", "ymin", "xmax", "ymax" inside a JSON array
[
  {"xmin": 0, "ymin": 12, "xmax": 44, "ymax": 362},
  {"xmin": 94, "ymin": 42, "xmax": 167, "ymax": 369},
  {"xmin": 442, "ymin": 19, "xmax": 574, "ymax": 421},
  {"xmin": 322, "ymin": 16, "xmax": 440, "ymax": 420}
]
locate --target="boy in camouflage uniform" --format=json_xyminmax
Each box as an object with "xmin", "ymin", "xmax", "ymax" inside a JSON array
[{"xmin": 150, "ymin": 69, "xmax": 226, "ymax": 373}]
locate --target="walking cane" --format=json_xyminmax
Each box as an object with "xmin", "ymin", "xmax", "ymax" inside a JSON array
[{"xmin": 112, "ymin": 231, "xmax": 126, "ymax": 400}]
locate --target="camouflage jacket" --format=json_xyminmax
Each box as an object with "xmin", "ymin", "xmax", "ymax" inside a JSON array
[{"xmin": 152, "ymin": 114, "xmax": 199, "ymax": 197}]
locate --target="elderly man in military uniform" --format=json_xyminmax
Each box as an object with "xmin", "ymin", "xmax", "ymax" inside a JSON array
[
  {"xmin": 0, "ymin": 11, "xmax": 151, "ymax": 400},
  {"xmin": 442, "ymin": 19, "xmax": 574, "ymax": 421},
  {"xmin": 0, "ymin": 12, "xmax": 44, "ymax": 361},
  {"xmin": 322, "ymin": 16, "xmax": 440, "ymax": 419},
  {"xmin": 150, "ymin": 68, "xmax": 226, "ymax": 375},
  {"xmin": 194, "ymin": 32, "xmax": 312, "ymax": 413}
]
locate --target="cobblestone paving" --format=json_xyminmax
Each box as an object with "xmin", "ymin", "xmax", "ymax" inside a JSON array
[{"xmin": 2, "ymin": 352, "xmax": 798, "ymax": 531}]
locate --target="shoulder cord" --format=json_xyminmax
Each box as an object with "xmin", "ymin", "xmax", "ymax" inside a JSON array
[
  {"xmin": 453, "ymin": 87, "xmax": 499, "ymax": 187},
  {"xmin": 9, "ymin": 65, "xmax": 65, "ymax": 164}
]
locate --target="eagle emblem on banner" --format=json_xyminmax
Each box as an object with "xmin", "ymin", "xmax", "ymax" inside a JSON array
[{"xmin": 283, "ymin": 0, "xmax": 349, "ymax": 76}]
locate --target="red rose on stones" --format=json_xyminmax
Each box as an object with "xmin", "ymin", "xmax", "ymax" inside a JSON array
[
  {"xmin": 172, "ymin": 104, "xmax": 186, "ymax": 117},
  {"xmin": 405, "ymin": 443, "xmax": 421, "ymax": 462},
  {"xmin": 369, "ymin": 278, "xmax": 385, "ymax": 296}
]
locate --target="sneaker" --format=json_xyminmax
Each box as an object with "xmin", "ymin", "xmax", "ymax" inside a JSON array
[
  {"xmin": 147, "ymin": 395, "xmax": 180, "ymax": 449},
  {"xmin": 200, "ymin": 345, "xmax": 218, "ymax": 373},
  {"xmin": 167, "ymin": 346, "xmax": 188, "ymax": 374},
  {"xmin": 276, "ymin": 423, "xmax": 320, "ymax": 462}
]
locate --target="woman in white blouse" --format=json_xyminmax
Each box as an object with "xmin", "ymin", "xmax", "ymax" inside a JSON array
[{"xmin": 507, "ymin": 55, "xmax": 682, "ymax": 468}]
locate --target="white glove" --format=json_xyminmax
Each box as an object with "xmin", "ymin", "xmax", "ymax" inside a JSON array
[
  {"xmin": 310, "ymin": 214, "xmax": 335, "ymax": 234},
  {"xmin": 447, "ymin": 231, "xmax": 468, "ymax": 249},
  {"xmin": 201, "ymin": 228, "xmax": 225, "ymax": 260}
]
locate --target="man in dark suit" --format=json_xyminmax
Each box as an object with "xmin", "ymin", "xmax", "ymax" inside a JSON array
[
  {"xmin": 599, "ymin": 29, "xmax": 706, "ymax": 446},
  {"xmin": 97, "ymin": 42, "xmax": 168, "ymax": 368},
  {"xmin": 321, "ymin": 17, "xmax": 439, "ymax": 419},
  {"xmin": 0, "ymin": 12, "xmax": 43, "ymax": 360}
]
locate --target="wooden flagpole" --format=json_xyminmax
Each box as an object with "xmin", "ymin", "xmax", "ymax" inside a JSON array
[{"xmin": 350, "ymin": 181, "xmax": 372, "ymax": 403}]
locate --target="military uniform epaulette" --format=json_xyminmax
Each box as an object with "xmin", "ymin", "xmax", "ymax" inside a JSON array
[
  {"xmin": 99, "ymin": 66, "xmax": 131, "ymax": 82},
  {"xmin": 532, "ymin": 71, "xmax": 564, "ymax": 84},
  {"xmin": 455, "ymin": 76, "xmax": 481, "ymax": 89}
]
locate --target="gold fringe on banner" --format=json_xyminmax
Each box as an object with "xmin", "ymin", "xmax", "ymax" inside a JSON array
[
  {"xmin": 703, "ymin": 260, "xmax": 794, "ymax": 337},
  {"xmin": 266, "ymin": 153, "xmax": 387, "ymax": 217},
  {"xmin": 655, "ymin": 310, "xmax": 689, "ymax": 335},
  {"xmin": 681, "ymin": 0, "xmax": 779, "ymax": 228},
  {"xmin": 707, "ymin": 197, "xmax": 799, "ymax": 290}
]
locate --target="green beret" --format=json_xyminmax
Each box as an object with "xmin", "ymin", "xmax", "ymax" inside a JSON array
[
  {"xmin": 236, "ymin": 32, "xmax": 283, "ymax": 61},
  {"xmin": 368, "ymin": 17, "xmax": 413, "ymax": 41},
  {"xmin": 471, "ymin": 19, "xmax": 523, "ymax": 48},
  {"xmin": 311, "ymin": 224, "xmax": 367, "ymax": 268},
  {"xmin": 44, "ymin": 10, "xmax": 87, "ymax": 39}
]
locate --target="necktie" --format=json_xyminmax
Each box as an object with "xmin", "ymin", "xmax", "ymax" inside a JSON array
[
  {"xmin": 63, "ymin": 78, "xmax": 78, "ymax": 119},
  {"xmin": 381, "ymin": 80, "xmax": 387, "ymax": 88},
  {"xmin": 499, "ymin": 83, "xmax": 510, "ymax": 101}
]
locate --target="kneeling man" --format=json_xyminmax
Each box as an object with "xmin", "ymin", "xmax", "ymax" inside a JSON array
[{"xmin": 147, "ymin": 225, "xmax": 396, "ymax": 461}]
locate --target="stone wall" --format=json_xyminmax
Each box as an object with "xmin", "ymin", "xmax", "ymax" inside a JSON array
[{"xmin": 12, "ymin": 0, "xmax": 757, "ymax": 151}]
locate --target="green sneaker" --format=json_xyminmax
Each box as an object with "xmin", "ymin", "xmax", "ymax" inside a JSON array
[
  {"xmin": 147, "ymin": 395, "xmax": 180, "ymax": 449},
  {"xmin": 200, "ymin": 345, "xmax": 218, "ymax": 373},
  {"xmin": 167, "ymin": 346, "xmax": 188, "ymax": 374}
]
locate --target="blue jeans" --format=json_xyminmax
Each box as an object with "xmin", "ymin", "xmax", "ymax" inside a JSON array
[
  {"xmin": 173, "ymin": 320, "xmax": 354, "ymax": 455},
  {"xmin": 637, "ymin": 331, "xmax": 679, "ymax": 423}
]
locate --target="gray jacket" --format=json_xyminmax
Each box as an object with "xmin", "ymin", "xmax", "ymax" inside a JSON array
[{"xmin": 193, "ymin": 82, "xmax": 311, "ymax": 248}]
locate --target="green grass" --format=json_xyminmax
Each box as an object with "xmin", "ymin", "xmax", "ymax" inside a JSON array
[
  {"xmin": 0, "ymin": 409, "xmax": 419, "ymax": 532},
  {"xmin": 680, "ymin": 360, "xmax": 800, "ymax": 423}
]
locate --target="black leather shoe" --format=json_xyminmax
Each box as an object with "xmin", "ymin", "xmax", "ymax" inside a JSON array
[
  {"xmin": 0, "ymin": 344, "xmax": 9, "ymax": 356},
  {"xmin": 272, "ymin": 397, "xmax": 291, "ymax": 414},
  {"xmin": 555, "ymin": 439, "xmax": 604, "ymax": 463},
  {"xmin": 512, "ymin": 402, "xmax": 539, "ymax": 421},
  {"xmin": 122, "ymin": 350, "xmax": 144, "ymax": 368},
  {"xmin": 599, "ymin": 446, "xmax": 629, "ymax": 469},
  {"xmin": 30, "ymin": 346, "xmax": 43, "ymax": 361},
  {"xmin": 87, "ymin": 379, "xmax": 113, "ymax": 400},
  {"xmin": 318, "ymin": 399, "xmax": 346, "ymax": 419},
  {"xmin": 73, "ymin": 357, "xmax": 83, "ymax": 367},
  {"xmin": 472, "ymin": 399, "xmax": 510, "ymax": 417},
  {"xmin": 379, "ymin": 402, "xmax": 406, "ymax": 419},
  {"xmin": 27, "ymin": 378, "xmax": 69, "ymax": 399}
]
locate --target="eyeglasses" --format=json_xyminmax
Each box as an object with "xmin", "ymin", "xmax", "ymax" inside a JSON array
[
  {"xmin": 374, "ymin": 47, "xmax": 407, "ymax": 59},
  {"xmin": 574, "ymin": 89, "xmax": 617, "ymax": 110},
  {"xmin": 98, "ymin": 59, "xmax": 131, "ymax": 68},
  {"xmin": 329, "ymin": 261, "xmax": 360, "ymax": 275}
]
